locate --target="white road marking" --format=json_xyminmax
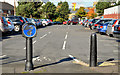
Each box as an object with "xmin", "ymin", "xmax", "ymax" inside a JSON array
[
  {"xmin": 69, "ymin": 55, "xmax": 79, "ymax": 62},
  {"xmin": 0, "ymin": 55, "xmax": 7, "ymax": 58},
  {"xmin": 113, "ymin": 50, "xmax": 119, "ymax": 53},
  {"xmin": 65, "ymin": 34, "xmax": 68, "ymax": 39},
  {"xmin": 25, "ymin": 56, "xmax": 42, "ymax": 62},
  {"xmin": 24, "ymin": 47, "xmax": 26, "ymax": 49},
  {"xmin": 33, "ymin": 40, "xmax": 36, "ymax": 44},
  {"xmin": 40, "ymin": 34, "xmax": 47, "ymax": 39},
  {"xmin": 62, "ymin": 41, "xmax": 67, "ymax": 50},
  {"xmin": 48, "ymin": 32, "xmax": 51, "ymax": 34}
]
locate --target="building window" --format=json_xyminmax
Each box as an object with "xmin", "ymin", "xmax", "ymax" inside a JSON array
[
  {"xmin": 8, "ymin": 10, "xmax": 11, "ymax": 14},
  {"xmin": 0, "ymin": 9, "xmax": 3, "ymax": 13}
]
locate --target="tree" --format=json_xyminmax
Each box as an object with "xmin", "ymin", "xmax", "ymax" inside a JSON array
[
  {"xmin": 75, "ymin": 7, "xmax": 86, "ymax": 18},
  {"xmin": 16, "ymin": 2, "xmax": 43, "ymax": 18},
  {"xmin": 42, "ymin": 2, "xmax": 56, "ymax": 19},
  {"xmin": 55, "ymin": 1, "xmax": 70, "ymax": 20},
  {"xmin": 96, "ymin": 2, "xmax": 111, "ymax": 16},
  {"xmin": 118, "ymin": 1, "xmax": 120, "ymax": 5}
]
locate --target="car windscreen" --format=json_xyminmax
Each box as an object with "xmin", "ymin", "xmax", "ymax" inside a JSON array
[
  {"xmin": 97, "ymin": 20, "xmax": 111, "ymax": 24},
  {"xmin": 92, "ymin": 19, "xmax": 99, "ymax": 23},
  {"xmin": 7, "ymin": 17, "xmax": 20, "ymax": 21}
]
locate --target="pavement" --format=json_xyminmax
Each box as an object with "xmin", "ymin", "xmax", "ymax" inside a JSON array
[{"xmin": 0, "ymin": 25, "xmax": 119, "ymax": 74}]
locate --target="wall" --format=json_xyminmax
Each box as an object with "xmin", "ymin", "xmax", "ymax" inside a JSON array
[{"xmin": 103, "ymin": 5, "xmax": 120, "ymax": 19}]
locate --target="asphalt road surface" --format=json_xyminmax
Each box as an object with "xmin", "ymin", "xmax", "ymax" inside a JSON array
[{"xmin": 1, "ymin": 25, "xmax": 119, "ymax": 73}]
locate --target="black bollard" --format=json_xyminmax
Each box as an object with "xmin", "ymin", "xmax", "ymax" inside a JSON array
[
  {"xmin": 90, "ymin": 33, "xmax": 97, "ymax": 67},
  {"xmin": 25, "ymin": 38, "xmax": 33, "ymax": 71}
]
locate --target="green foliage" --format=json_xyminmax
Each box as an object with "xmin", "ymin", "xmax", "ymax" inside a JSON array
[
  {"xmin": 96, "ymin": 2, "xmax": 111, "ymax": 16},
  {"xmin": 16, "ymin": 1, "xmax": 70, "ymax": 20},
  {"xmin": 16, "ymin": 2, "xmax": 43, "ymax": 18},
  {"xmin": 42, "ymin": 2, "xmax": 56, "ymax": 19},
  {"xmin": 55, "ymin": 1, "xmax": 70, "ymax": 20},
  {"xmin": 55, "ymin": 17, "xmax": 65, "ymax": 22},
  {"xmin": 75, "ymin": 7, "xmax": 86, "ymax": 18},
  {"xmin": 117, "ymin": 1, "xmax": 120, "ymax": 5}
]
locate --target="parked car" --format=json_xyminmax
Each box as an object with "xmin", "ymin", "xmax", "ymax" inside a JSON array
[
  {"xmin": 29, "ymin": 18, "xmax": 37, "ymax": 26},
  {"xmin": 97, "ymin": 21, "xmax": 110, "ymax": 34},
  {"xmin": 0, "ymin": 16, "xmax": 9, "ymax": 32},
  {"xmin": 113, "ymin": 24, "xmax": 120, "ymax": 38},
  {"xmin": 41, "ymin": 19, "xmax": 49, "ymax": 26},
  {"xmin": 5, "ymin": 18, "xmax": 14, "ymax": 32},
  {"xmin": 107, "ymin": 19, "xmax": 120, "ymax": 36},
  {"xmin": 68, "ymin": 18, "xmax": 79, "ymax": 25},
  {"xmin": 82, "ymin": 19, "xmax": 88, "ymax": 26},
  {"xmin": 93, "ymin": 19, "xmax": 112, "ymax": 29},
  {"xmin": 79, "ymin": 19, "xmax": 84, "ymax": 25},
  {"xmin": 63, "ymin": 20, "xmax": 70, "ymax": 25},
  {"xmin": 53, "ymin": 21, "xmax": 63, "ymax": 25},
  {"xmin": 17, "ymin": 16, "xmax": 26, "ymax": 25},
  {"xmin": 85, "ymin": 19, "xmax": 92, "ymax": 27},
  {"xmin": 25, "ymin": 18, "xmax": 31, "ymax": 23},
  {"xmin": 6, "ymin": 16, "xmax": 23, "ymax": 32},
  {"xmin": 89, "ymin": 19, "xmax": 99, "ymax": 29},
  {"xmin": 36, "ymin": 19, "xmax": 42, "ymax": 27}
]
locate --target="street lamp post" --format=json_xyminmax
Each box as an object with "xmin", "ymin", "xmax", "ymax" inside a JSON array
[{"xmin": 14, "ymin": 0, "xmax": 16, "ymax": 16}]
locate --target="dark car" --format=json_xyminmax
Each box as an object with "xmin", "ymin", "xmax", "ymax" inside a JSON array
[
  {"xmin": 89, "ymin": 19, "xmax": 99, "ymax": 29},
  {"xmin": 6, "ymin": 16, "xmax": 23, "ymax": 32},
  {"xmin": 113, "ymin": 24, "xmax": 120, "ymax": 38},
  {"xmin": 17, "ymin": 16, "xmax": 26, "ymax": 25},
  {"xmin": 53, "ymin": 21, "xmax": 63, "ymax": 25},
  {"xmin": 25, "ymin": 18, "xmax": 31, "ymax": 23},
  {"xmin": 93, "ymin": 19, "xmax": 112, "ymax": 29},
  {"xmin": 68, "ymin": 17, "xmax": 79, "ymax": 25},
  {"xmin": 82, "ymin": 19, "xmax": 88, "ymax": 26},
  {"xmin": 0, "ymin": 16, "xmax": 9, "ymax": 32}
]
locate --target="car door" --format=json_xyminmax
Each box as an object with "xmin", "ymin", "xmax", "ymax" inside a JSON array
[{"xmin": 107, "ymin": 20, "xmax": 113, "ymax": 34}]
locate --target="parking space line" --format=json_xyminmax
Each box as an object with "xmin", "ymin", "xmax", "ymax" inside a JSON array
[
  {"xmin": 0, "ymin": 55, "xmax": 7, "ymax": 58},
  {"xmin": 48, "ymin": 32, "xmax": 51, "ymax": 34},
  {"xmin": 65, "ymin": 34, "xmax": 68, "ymax": 39},
  {"xmin": 62, "ymin": 41, "xmax": 66, "ymax": 50},
  {"xmin": 33, "ymin": 40, "xmax": 36, "ymax": 44},
  {"xmin": 40, "ymin": 34, "xmax": 47, "ymax": 39}
]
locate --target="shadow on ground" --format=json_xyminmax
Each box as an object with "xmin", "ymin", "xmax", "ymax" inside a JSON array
[
  {"xmin": 1, "ymin": 55, "xmax": 39, "ymax": 65},
  {"xmin": 34, "ymin": 57, "xmax": 73, "ymax": 70},
  {"xmin": 98, "ymin": 58, "xmax": 115, "ymax": 66}
]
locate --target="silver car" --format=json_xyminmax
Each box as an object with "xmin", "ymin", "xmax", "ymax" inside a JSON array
[{"xmin": 107, "ymin": 19, "xmax": 120, "ymax": 36}]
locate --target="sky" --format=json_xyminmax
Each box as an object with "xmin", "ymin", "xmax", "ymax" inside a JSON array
[{"xmin": 0, "ymin": 0, "xmax": 97, "ymax": 8}]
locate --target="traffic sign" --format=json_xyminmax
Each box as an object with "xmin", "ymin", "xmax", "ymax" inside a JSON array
[{"xmin": 22, "ymin": 23, "xmax": 37, "ymax": 38}]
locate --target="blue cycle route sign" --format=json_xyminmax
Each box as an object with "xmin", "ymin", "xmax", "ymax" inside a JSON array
[{"xmin": 22, "ymin": 23, "xmax": 37, "ymax": 38}]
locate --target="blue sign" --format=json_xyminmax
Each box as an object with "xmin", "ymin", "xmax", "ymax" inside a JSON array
[{"xmin": 22, "ymin": 23, "xmax": 37, "ymax": 38}]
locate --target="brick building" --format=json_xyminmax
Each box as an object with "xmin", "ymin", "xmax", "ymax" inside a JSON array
[{"xmin": 0, "ymin": 2, "xmax": 14, "ymax": 16}]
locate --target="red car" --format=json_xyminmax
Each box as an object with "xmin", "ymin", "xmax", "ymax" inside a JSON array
[{"xmin": 63, "ymin": 21, "xmax": 67, "ymax": 25}]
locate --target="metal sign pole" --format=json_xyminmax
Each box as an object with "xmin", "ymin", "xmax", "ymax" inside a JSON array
[
  {"xmin": 22, "ymin": 23, "xmax": 37, "ymax": 71},
  {"xmin": 25, "ymin": 37, "xmax": 33, "ymax": 71}
]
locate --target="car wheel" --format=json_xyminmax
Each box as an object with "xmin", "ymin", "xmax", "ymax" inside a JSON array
[
  {"xmin": 14, "ymin": 25, "xmax": 20, "ymax": 32},
  {"xmin": 42, "ymin": 23, "xmax": 46, "ymax": 27}
]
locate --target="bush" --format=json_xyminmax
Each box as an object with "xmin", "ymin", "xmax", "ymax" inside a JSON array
[
  {"xmin": 53, "ymin": 19, "xmax": 56, "ymax": 22},
  {"xmin": 55, "ymin": 17, "xmax": 65, "ymax": 22}
]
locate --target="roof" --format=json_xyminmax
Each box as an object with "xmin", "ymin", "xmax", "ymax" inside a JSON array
[{"xmin": 0, "ymin": 2, "xmax": 14, "ymax": 10}]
